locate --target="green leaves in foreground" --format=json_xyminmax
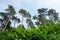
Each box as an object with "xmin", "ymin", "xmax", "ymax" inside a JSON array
[{"xmin": 0, "ymin": 25, "xmax": 60, "ymax": 40}]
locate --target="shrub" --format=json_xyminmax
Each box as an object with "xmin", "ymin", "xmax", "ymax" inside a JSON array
[{"xmin": 0, "ymin": 24, "xmax": 60, "ymax": 40}]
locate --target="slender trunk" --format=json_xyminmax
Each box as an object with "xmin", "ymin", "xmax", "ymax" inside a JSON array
[
  {"xmin": 14, "ymin": 20, "xmax": 15, "ymax": 27},
  {"xmin": 22, "ymin": 16, "xmax": 23, "ymax": 25},
  {"xmin": 2, "ymin": 17, "xmax": 10, "ymax": 31},
  {"xmin": 2, "ymin": 13, "xmax": 11, "ymax": 31},
  {"xmin": 21, "ymin": 16, "xmax": 23, "ymax": 28}
]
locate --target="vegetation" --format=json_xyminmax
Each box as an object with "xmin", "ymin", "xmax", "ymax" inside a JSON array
[
  {"xmin": 0, "ymin": 23, "xmax": 60, "ymax": 40},
  {"xmin": 0, "ymin": 5, "xmax": 60, "ymax": 40}
]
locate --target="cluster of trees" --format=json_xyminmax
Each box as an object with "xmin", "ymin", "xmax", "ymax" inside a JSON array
[
  {"xmin": 0, "ymin": 5, "xmax": 60, "ymax": 40},
  {"xmin": 0, "ymin": 5, "xmax": 59, "ymax": 31}
]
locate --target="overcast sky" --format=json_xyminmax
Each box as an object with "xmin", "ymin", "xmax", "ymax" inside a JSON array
[{"xmin": 0, "ymin": 0, "xmax": 60, "ymax": 27}]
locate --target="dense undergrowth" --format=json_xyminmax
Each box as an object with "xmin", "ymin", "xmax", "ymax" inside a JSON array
[{"xmin": 0, "ymin": 23, "xmax": 60, "ymax": 40}]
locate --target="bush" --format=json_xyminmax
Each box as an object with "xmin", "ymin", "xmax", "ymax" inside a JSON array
[{"xmin": 0, "ymin": 24, "xmax": 60, "ymax": 40}]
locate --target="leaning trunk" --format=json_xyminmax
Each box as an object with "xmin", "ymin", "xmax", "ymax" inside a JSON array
[
  {"xmin": 2, "ymin": 13, "xmax": 12, "ymax": 31},
  {"xmin": 1, "ymin": 16, "xmax": 10, "ymax": 31}
]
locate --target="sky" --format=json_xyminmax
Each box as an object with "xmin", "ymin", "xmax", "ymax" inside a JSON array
[
  {"xmin": 0, "ymin": 0, "xmax": 60, "ymax": 27},
  {"xmin": 0, "ymin": 0, "xmax": 60, "ymax": 14}
]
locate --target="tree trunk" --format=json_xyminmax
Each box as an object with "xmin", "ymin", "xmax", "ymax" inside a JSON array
[
  {"xmin": 2, "ymin": 16, "xmax": 10, "ymax": 31},
  {"xmin": 2, "ymin": 13, "xmax": 11, "ymax": 31},
  {"xmin": 21, "ymin": 16, "xmax": 23, "ymax": 28},
  {"xmin": 14, "ymin": 20, "xmax": 15, "ymax": 27}
]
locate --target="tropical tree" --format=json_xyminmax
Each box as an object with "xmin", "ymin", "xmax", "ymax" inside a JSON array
[
  {"xmin": 11, "ymin": 16, "xmax": 20, "ymax": 27},
  {"xmin": 0, "ymin": 5, "xmax": 17, "ymax": 31},
  {"xmin": 0, "ymin": 12, "xmax": 11, "ymax": 31},
  {"xmin": 47, "ymin": 9, "xmax": 59, "ymax": 21},
  {"xmin": 26, "ymin": 18, "xmax": 35, "ymax": 28},
  {"xmin": 33, "ymin": 8, "xmax": 48, "ymax": 26},
  {"xmin": 25, "ymin": 12, "xmax": 35, "ymax": 28},
  {"xmin": 19, "ymin": 9, "xmax": 31, "ymax": 28}
]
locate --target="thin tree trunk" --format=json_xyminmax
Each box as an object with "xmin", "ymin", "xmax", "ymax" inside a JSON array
[
  {"xmin": 2, "ymin": 13, "xmax": 11, "ymax": 31},
  {"xmin": 2, "ymin": 16, "xmax": 10, "ymax": 31},
  {"xmin": 22, "ymin": 16, "xmax": 23, "ymax": 25},
  {"xmin": 21, "ymin": 16, "xmax": 23, "ymax": 28},
  {"xmin": 14, "ymin": 20, "xmax": 15, "ymax": 27}
]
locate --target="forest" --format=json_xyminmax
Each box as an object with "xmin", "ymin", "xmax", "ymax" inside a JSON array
[{"xmin": 0, "ymin": 5, "xmax": 60, "ymax": 40}]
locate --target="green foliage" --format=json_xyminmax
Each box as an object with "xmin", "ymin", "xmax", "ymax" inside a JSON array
[
  {"xmin": 0, "ymin": 5, "xmax": 60, "ymax": 40},
  {"xmin": 33, "ymin": 8, "xmax": 59, "ymax": 26},
  {"xmin": 0, "ymin": 23, "xmax": 60, "ymax": 40}
]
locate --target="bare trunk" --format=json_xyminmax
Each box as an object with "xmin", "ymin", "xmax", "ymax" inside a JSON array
[
  {"xmin": 22, "ymin": 16, "xmax": 23, "ymax": 25},
  {"xmin": 14, "ymin": 20, "xmax": 15, "ymax": 27},
  {"xmin": 2, "ymin": 12, "xmax": 12, "ymax": 31},
  {"xmin": 21, "ymin": 16, "xmax": 23, "ymax": 28},
  {"xmin": 2, "ymin": 19, "xmax": 9, "ymax": 31}
]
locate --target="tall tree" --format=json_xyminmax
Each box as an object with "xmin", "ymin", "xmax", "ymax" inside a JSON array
[
  {"xmin": 33, "ymin": 8, "xmax": 48, "ymax": 26},
  {"xmin": 19, "ymin": 9, "xmax": 31, "ymax": 28},
  {"xmin": 11, "ymin": 16, "xmax": 20, "ymax": 27},
  {"xmin": 26, "ymin": 12, "xmax": 35, "ymax": 28},
  {"xmin": 47, "ymin": 9, "xmax": 59, "ymax": 21},
  {"xmin": 26, "ymin": 18, "xmax": 35, "ymax": 28},
  {"xmin": 0, "ymin": 12, "xmax": 11, "ymax": 31},
  {"xmin": 1, "ymin": 5, "xmax": 17, "ymax": 31}
]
